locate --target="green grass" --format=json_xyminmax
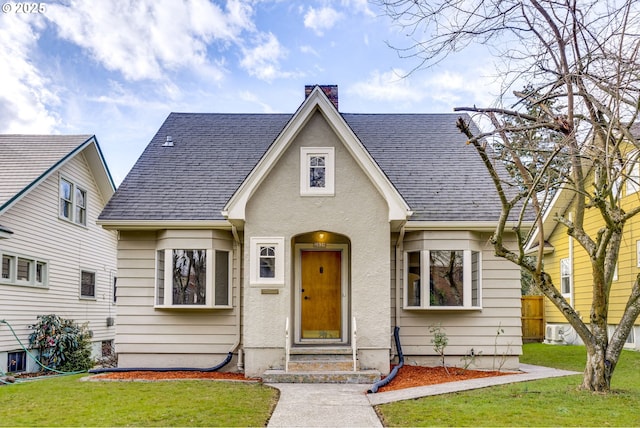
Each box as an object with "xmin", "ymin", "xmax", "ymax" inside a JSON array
[
  {"xmin": 0, "ymin": 375, "xmax": 278, "ymax": 426},
  {"xmin": 377, "ymin": 343, "xmax": 640, "ymax": 427}
]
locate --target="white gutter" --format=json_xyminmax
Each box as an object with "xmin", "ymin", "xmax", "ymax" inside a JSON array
[
  {"xmin": 394, "ymin": 225, "xmax": 406, "ymax": 335},
  {"xmin": 231, "ymin": 224, "xmax": 244, "ymax": 371},
  {"xmin": 404, "ymin": 221, "xmax": 534, "ymax": 232},
  {"xmin": 97, "ymin": 220, "xmax": 233, "ymax": 230}
]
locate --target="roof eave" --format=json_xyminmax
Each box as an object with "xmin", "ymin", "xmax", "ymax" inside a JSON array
[
  {"xmin": 405, "ymin": 220, "xmax": 534, "ymax": 232},
  {"xmin": 97, "ymin": 219, "xmax": 233, "ymax": 231}
]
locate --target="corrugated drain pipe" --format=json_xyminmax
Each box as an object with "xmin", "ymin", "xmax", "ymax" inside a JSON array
[
  {"xmin": 368, "ymin": 326, "xmax": 403, "ymax": 393},
  {"xmin": 88, "ymin": 352, "xmax": 233, "ymax": 374}
]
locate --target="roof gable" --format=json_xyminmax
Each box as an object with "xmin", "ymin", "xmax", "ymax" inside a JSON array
[
  {"xmin": 222, "ymin": 86, "xmax": 412, "ymax": 223},
  {"xmin": 0, "ymin": 135, "xmax": 115, "ymax": 215}
]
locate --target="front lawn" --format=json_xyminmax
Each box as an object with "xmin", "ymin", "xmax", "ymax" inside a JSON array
[
  {"xmin": 0, "ymin": 376, "xmax": 277, "ymax": 427},
  {"xmin": 377, "ymin": 343, "xmax": 640, "ymax": 427}
]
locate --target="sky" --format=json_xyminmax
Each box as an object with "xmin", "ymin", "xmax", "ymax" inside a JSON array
[{"xmin": 0, "ymin": 0, "xmax": 501, "ymax": 185}]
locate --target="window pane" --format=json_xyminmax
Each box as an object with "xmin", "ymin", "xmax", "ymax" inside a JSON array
[
  {"xmin": 215, "ymin": 251, "xmax": 230, "ymax": 306},
  {"xmin": 60, "ymin": 179, "xmax": 72, "ymax": 220},
  {"xmin": 172, "ymin": 249, "xmax": 206, "ymax": 305},
  {"xmin": 560, "ymin": 258, "xmax": 571, "ymax": 294},
  {"xmin": 430, "ymin": 250, "xmax": 464, "ymax": 306},
  {"xmin": 81, "ymin": 271, "xmax": 95, "ymax": 297},
  {"xmin": 36, "ymin": 262, "xmax": 45, "ymax": 284},
  {"xmin": 75, "ymin": 188, "xmax": 86, "ymax": 225},
  {"xmin": 157, "ymin": 250, "xmax": 165, "ymax": 305},
  {"xmin": 471, "ymin": 251, "xmax": 480, "ymax": 306},
  {"xmin": 407, "ymin": 251, "xmax": 421, "ymax": 306},
  {"xmin": 259, "ymin": 246, "xmax": 276, "ymax": 278},
  {"xmin": 2, "ymin": 255, "xmax": 11, "ymax": 280},
  {"xmin": 309, "ymin": 156, "xmax": 326, "ymax": 188},
  {"xmin": 17, "ymin": 258, "xmax": 31, "ymax": 282}
]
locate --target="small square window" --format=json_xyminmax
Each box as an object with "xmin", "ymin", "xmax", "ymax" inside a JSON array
[
  {"xmin": 250, "ymin": 237, "xmax": 285, "ymax": 286},
  {"xmin": 81, "ymin": 270, "xmax": 96, "ymax": 298},
  {"xmin": 300, "ymin": 147, "xmax": 335, "ymax": 196},
  {"xmin": 8, "ymin": 350, "xmax": 26, "ymax": 373}
]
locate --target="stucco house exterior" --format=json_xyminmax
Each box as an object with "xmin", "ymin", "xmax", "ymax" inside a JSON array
[
  {"xmin": 532, "ymin": 134, "xmax": 640, "ymax": 349},
  {"xmin": 0, "ymin": 135, "xmax": 117, "ymax": 373},
  {"xmin": 98, "ymin": 85, "xmax": 524, "ymax": 380}
]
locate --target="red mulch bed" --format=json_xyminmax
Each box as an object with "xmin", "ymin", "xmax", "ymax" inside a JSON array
[
  {"xmin": 375, "ymin": 365, "xmax": 512, "ymax": 392},
  {"xmin": 91, "ymin": 365, "xmax": 512, "ymax": 392},
  {"xmin": 92, "ymin": 371, "xmax": 261, "ymax": 382}
]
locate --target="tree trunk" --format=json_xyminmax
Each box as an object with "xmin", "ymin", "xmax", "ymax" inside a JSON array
[{"xmin": 582, "ymin": 343, "xmax": 613, "ymax": 392}]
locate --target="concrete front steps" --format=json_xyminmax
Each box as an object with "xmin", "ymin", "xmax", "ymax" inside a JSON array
[{"xmin": 262, "ymin": 346, "xmax": 381, "ymax": 384}]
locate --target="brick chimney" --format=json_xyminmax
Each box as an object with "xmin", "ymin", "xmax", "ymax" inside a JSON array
[{"xmin": 305, "ymin": 85, "xmax": 338, "ymax": 110}]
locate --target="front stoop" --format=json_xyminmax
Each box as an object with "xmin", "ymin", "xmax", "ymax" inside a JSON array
[{"xmin": 262, "ymin": 347, "xmax": 381, "ymax": 384}]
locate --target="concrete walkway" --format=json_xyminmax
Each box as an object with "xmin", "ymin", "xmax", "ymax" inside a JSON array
[{"xmin": 267, "ymin": 364, "xmax": 580, "ymax": 427}]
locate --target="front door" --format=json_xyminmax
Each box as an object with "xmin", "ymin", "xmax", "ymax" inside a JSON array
[{"xmin": 301, "ymin": 250, "xmax": 341, "ymax": 339}]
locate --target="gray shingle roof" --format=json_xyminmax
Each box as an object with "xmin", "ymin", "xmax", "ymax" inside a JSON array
[
  {"xmin": 99, "ymin": 112, "xmax": 507, "ymax": 222},
  {"xmin": 0, "ymin": 134, "xmax": 95, "ymax": 210}
]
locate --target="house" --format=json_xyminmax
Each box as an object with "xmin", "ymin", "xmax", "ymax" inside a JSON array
[
  {"xmin": 0, "ymin": 135, "xmax": 117, "ymax": 373},
  {"xmin": 98, "ymin": 85, "xmax": 524, "ymax": 380},
  {"xmin": 532, "ymin": 140, "xmax": 640, "ymax": 349}
]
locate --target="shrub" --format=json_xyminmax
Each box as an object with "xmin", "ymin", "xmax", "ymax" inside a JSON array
[{"xmin": 28, "ymin": 314, "xmax": 93, "ymax": 372}]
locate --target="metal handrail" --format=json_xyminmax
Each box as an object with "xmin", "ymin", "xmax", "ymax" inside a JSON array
[
  {"xmin": 285, "ymin": 317, "xmax": 290, "ymax": 372},
  {"xmin": 351, "ymin": 317, "xmax": 357, "ymax": 371}
]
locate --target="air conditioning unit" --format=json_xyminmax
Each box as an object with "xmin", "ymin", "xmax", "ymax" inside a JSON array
[{"xmin": 545, "ymin": 324, "xmax": 565, "ymax": 344}]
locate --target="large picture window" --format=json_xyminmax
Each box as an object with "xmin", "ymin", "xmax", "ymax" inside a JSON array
[
  {"xmin": 405, "ymin": 249, "xmax": 481, "ymax": 309},
  {"xmin": 155, "ymin": 248, "xmax": 231, "ymax": 308}
]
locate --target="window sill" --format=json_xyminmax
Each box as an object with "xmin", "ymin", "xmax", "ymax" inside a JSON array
[
  {"xmin": 58, "ymin": 216, "xmax": 88, "ymax": 229},
  {"xmin": 0, "ymin": 281, "xmax": 48, "ymax": 289},
  {"xmin": 154, "ymin": 305, "xmax": 233, "ymax": 310},
  {"xmin": 80, "ymin": 296, "xmax": 96, "ymax": 301},
  {"xmin": 403, "ymin": 306, "xmax": 482, "ymax": 311}
]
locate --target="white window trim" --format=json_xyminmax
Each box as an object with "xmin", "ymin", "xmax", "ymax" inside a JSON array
[
  {"xmin": 300, "ymin": 147, "xmax": 335, "ymax": 196},
  {"xmin": 403, "ymin": 249, "xmax": 482, "ymax": 310},
  {"xmin": 213, "ymin": 249, "xmax": 233, "ymax": 308},
  {"xmin": 1, "ymin": 251, "xmax": 48, "ymax": 288},
  {"xmin": 250, "ymin": 237, "xmax": 285, "ymax": 286},
  {"xmin": 626, "ymin": 150, "xmax": 640, "ymax": 196},
  {"xmin": 80, "ymin": 269, "xmax": 97, "ymax": 300},
  {"xmin": 560, "ymin": 257, "xmax": 572, "ymax": 297},
  {"xmin": 59, "ymin": 175, "xmax": 88, "ymax": 226}
]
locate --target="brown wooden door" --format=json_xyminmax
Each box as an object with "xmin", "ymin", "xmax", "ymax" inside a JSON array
[{"xmin": 301, "ymin": 250, "xmax": 341, "ymax": 339}]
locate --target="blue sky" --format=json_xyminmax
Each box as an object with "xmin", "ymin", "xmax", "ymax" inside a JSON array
[{"xmin": 0, "ymin": 0, "xmax": 500, "ymax": 184}]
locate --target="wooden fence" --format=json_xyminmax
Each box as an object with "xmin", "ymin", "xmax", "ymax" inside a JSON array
[{"xmin": 521, "ymin": 296, "xmax": 545, "ymax": 343}]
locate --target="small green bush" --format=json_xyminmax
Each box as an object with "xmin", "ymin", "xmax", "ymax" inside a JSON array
[{"xmin": 28, "ymin": 314, "xmax": 93, "ymax": 372}]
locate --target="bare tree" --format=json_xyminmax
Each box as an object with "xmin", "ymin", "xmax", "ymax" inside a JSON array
[{"xmin": 380, "ymin": 0, "xmax": 640, "ymax": 392}]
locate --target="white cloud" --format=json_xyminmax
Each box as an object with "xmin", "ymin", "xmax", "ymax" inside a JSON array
[
  {"xmin": 239, "ymin": 91, "xmax": 276, "ymax": 113},
  {"xmin": 349, "ymin": 69, "xmax": 425, "ymax": 103},
  {"xmin": 342, "ymin": 0, "xmax": 376, "ymax": 18},
  {"xmin": 240, "ymin": 32, "xmax": 294, "ymax": 81},
  {"xmin": 44, "ymin": 0, "xmax": 255, "ymax": 81},
  {"xmin": 0, "ymin": 15, "xmax": 59, "ymax": 133},
  {"xmin": 300, "ymin": 45, "xmax": 320, "ymax": 57},
  {"xmin": 304, "ymin": 6, "xmax": 343, "ymax": 36}
]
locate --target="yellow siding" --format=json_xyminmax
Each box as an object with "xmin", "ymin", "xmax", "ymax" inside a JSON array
[{"xmin": 544, "ymin": 176, "xmax": 640, "ymax": 325}]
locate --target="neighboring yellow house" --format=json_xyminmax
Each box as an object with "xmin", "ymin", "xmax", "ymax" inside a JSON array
[{"xmin": 532, "ymin": 151, "xmax": 640, "ymax": 349}]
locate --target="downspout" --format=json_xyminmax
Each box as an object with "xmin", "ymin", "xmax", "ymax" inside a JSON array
[
  {"xmin": 89, "ymin": 225, "xmax": 244, "ymax": 375},
  {"xmin": 231, "ymin": 224, "xmax": 244, "ymax": 371},
  {"xmin": 368, "ymin": 326, "xmax": 404, "ymax": 393},
  {"xmin": 393, "ymin": 226, "xmax": 406, "ymax": 358}
]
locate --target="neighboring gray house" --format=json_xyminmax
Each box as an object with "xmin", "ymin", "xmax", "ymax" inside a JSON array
[
  {"xmin": 0, "ymin": 135, "xmax": 117, "ymax": 373},
  {"xmin": 98, "ymin": 86, "xmax": 524, "ymax": 380}
]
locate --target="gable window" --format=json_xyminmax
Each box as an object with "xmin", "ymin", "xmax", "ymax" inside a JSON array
[
  {"xmin": 560, "ymin": 258, "xmax": 572, "ymax": 295},
  {"xmin": 405, "ymin": 249, "xmax": 481, "ymax": 309},
  {"xmin": 250, "ymin": 237, "xmax": 285, "ymax": 285},
  {"xmin": 1, "ymin": 252, "xmax": 47, "ymax": 287},
  {"xmin": 155, "ymin": 248, "xmax": 231, "ymax": 308},
  {"xmin": 80, "ymin": 270, "xmax": 96, "ymax": 298},
  {"xmin": 300, "ymin": 147, "xmax": 335, "ymax": 196},
  {"xmin": 60, "ymin": 177, "xmax": 87, "ymax": 226}
]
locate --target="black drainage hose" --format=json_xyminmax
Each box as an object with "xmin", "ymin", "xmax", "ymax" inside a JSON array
[
  {"xmin": 368, "ymin": 326, "xmax": 403, "ymax": 393},
  {"xmin": 88, "ymin": 352, "xmax": 233, "ymax": 374}
]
